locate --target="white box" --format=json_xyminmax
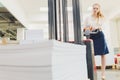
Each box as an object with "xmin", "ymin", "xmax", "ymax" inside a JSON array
[{"xmin": 0, "ymin": 40, "xmax": 88, "ymax": 80}]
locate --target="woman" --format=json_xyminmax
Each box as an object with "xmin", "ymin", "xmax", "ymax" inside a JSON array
[{"xmin": 84, "ymin": 3, "xmax": 109, "ymax": 80}]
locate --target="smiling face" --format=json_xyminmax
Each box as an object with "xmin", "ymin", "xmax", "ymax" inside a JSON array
[{"xmin": 92, "ymin": 4, "xmax": 100, "ymax": 15}]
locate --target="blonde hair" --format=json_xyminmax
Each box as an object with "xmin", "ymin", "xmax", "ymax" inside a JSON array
[{"xmin": 93, "ymin": 3, "xmax": 104, "ymax": 18}]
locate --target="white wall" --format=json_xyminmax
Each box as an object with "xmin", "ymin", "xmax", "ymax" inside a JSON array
[
  {"xmin": 116, "ymin": 19, "xmax": 120, "ymax": 46},
  {"xmin": 109, "ymin": 19, "xmax": 120, "ymax": 48}
]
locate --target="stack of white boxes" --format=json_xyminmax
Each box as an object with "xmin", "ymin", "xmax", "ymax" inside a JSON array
[{"xmin": 0, "ymin": 40, "xmax": 88, "ymax": 80}]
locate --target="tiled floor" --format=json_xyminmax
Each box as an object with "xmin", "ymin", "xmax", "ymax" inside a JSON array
[{"xmin": 97, "ymin": 69, "xmax": 120, "ymax": 80}]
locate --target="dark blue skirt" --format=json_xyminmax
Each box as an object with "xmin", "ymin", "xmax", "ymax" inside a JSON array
[{"xmin": 90, "ymin": 31, "xmax": 109, "ymax": 56}]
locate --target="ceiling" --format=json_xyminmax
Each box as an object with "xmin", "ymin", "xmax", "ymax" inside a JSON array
[
  {"xmin": 0, "ymin": 2, "xmax": 24, "ymax": 40},
  {"xmin": 0, "ymin": 2, "xmax": 23, "ymax": 27},
  {"xmin": 0, "ymin": 0, "xmax": 120, "ymax": 29}
]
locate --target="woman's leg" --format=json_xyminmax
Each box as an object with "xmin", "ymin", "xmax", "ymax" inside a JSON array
[{"xmin": 101, "ymin": 55, "xmax": 106, "ymax": 78}]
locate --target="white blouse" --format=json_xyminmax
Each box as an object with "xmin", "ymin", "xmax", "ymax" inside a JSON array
[{"xmin": 84, "ymin": 15, "xmax": 104, "ymax": 29}]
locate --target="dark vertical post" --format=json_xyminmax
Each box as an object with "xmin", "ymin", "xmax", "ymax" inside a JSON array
[
  {"xmin": 62, "ymin": 0, "xmax": 69, "ymax": 42},
  {"xmin": 53, "ymin": 0, "xmax": 58, "ymax": 40},
  {"xmin": 84, "ymin": 40, "xmax": 97, "ymax": 80},
  {"xmin": 48, "ymin": 0, "xmax": 53, "ymax": 39},
  {"xmin": 72, "ymin": 0, "xmax": 82, "ymax": 44},
  {"xmin": 48, "ymin": 0, "xmax": 57, "ymax": 40}
]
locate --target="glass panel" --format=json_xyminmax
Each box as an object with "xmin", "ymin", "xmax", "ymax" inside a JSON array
[{"xmin": 67, "ymin": 0, "xmax": 74, "ymax": 42}]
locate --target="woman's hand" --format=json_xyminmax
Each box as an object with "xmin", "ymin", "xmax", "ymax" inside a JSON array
[
  {"xmin": 98, "ymin": 27, "xmax": 102, "ymax": 30},
  {"xmin": 95, "ymin": 27, "xmax": 102, "ymax": 31},
  {"xmin": 83, "ymin": 26, "xmax": 93, "ymax": 32},
  {"xmin": 91, "ymin": 27, "xmax": 102, "ymax": 31}
]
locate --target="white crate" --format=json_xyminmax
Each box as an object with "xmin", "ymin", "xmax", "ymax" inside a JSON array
[{"xmin": 0, "ymin": 40, "xmax": 88, "ymax": 80}]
